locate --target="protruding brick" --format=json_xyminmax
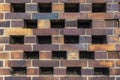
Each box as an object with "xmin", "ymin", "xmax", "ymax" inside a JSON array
[
  {"xmin": 4, "ymin": 28, "xmax": 33, "ymax": 36},
  {"xmin": 38, "ymin": 20, "xmax": 50, "ymax": 29},
  {"xmin": 0, "ymin": 4, "xmax": 10, "ymax": 11},
  {"xmin": 52, "ymin": 3, "xmax": 64, "ymax": 12}
]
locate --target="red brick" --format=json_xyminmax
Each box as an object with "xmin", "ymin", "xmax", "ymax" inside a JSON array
[
  {"xmin": 40, "ymin": 52, "xmax": 52, "ymax": 59},
  {"xmin": 11, "ymin": 21, "xmax": 24, "ymax": 27},
  {"xmin": 0, "ymin": 68, "xmax": 10, "ymax": 75},
  {"xmin": 24, "ymin": 37, "xmax": 36, "ymax": 43},
  {"xmin": 5, "ymin": 45, "xmax": 32, "ymax": 51},
  {"xmin": 110, "ymin": 69, "xmax": 120, "ymax": 75},
  {"xmin": 27, "ymin": 68, "xmax": 39, "ymax": 75},
  {"xmin": 0, "ymin": 37, "xmax": 9, "ymax": 43},
  {"xmin": 61, "ymin": 60, "xmax": 87, "ymax": 67},
  {"xmin": 54, "ymin": 68, "xmax": 66, "ymax": 75},
  {"xmin": 0, "ymin": 13, "xmax": 3, "ymax": 19},
  {"xmin": 11, "ymin": 52, "xmax": 23, "ymax": 59}
]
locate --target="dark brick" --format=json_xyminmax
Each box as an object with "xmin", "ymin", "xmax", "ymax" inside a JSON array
[
  {"xmin": 24, "ymin": 37, "xmax": 36, "ymax": 43},
  {"xmin": 0, "ymin": 37, "xmax": 9, "ymax": 43},
  {"xmin": 86, "ymin": 29, "xmax": 113, "ymax": 35},
  {"xmin": 33, "ymin": 77, "xmax": 58, "ymax": 80},
  {"xmin": 79, "ymin": 36, "xmax": 92, "ymax": 43},
  {"xmin": 60, "ymin": 77, "xmax": 87, "ymax": 80},
  {"xmin": 7, "ymin": 60, "xmax": 31, "ymax": 67},
  {"xmin": 5, "ymin": 13, "xmax": 31, "ymax": 19},
  {"xmin": 33, "ymin": 44, "xmax": 59, "ymax": 51},
  {"xmin": 80, "ymin": 4, "xmax": 92, "ymax": 11},
  {"xmin": 54, "ymin": 68, "xmax": 66, "ymax": 75},
  {"xmin": 33, "ymin": 60, "xmax": 59, "ymax": 67},
  {"xmin": 89, "ymin": 77, "xmax": 114, "ymax": 80},
  {"xmin": 32, "ymin": 13, "xmax": 58, "ymax": 19},
  {"xmin": 11, "ymin": 21, "xmax": 24, "ymax": 27},
  {"xmin": 114, "ymin": 0, "xmax": 120, "ymax": 2},
  {"xmin": 5, "ymin": 45, "xmax": 32, "ymax": 51},
  {"xmin": 26, "ymin": 4, "xmax": 37, "ymax": 11},
  {"xmin": 0, "ymin": 61, "xmax": 3, "ymax": 67},
  {"xmin": 60, "ymin": 44, "xmax": 87, "ymax": 51},
  {"xmin": 65, "ymin": 21, "xmax": 77, "ymax": 27},
  {"xmin": 6, "ymin": 0, "xmax": 31, "ymax": 3},
  {"xmin": 116, "ymin": 78, "xmax": 120, "ymax": 80},
  {"xmin": 0, "ymin": 29, "xmax": 3, "ymax": 35},
  {"xmin": 61, "ymin": 60, "xmax": 87, "ymax": 67},
  {"xmin": 87, "ymin": 0, "xmax": 113, "ymax": 3},
  {"xmin": 33, "ymin": 29, "xmax": 59, "ymax": 35},
  {"xmin": 107, "ymin": 4, "xmax": 119, "ymax": 11},
  {"xmin": 60, "ymin": 29, "xmax": 85, "ymax": 35},
  {"xmin": 81, "ymin": 69, "xmax": 94, "ymax": 75},
  {"xmin": 32, "ymin": 0, "xmax": 58, "ymax": 3},
  {"xmin": 60, "ymin": 0, "xmax": 85, "ymax": 3},
  {"xmin": 5, "ymin": 77, "xmax": 31, "ymax": 80},
  {"xmin": 95, "ymin": 52, "xmax": 107, "ymax": 59},
  {"xmin": 0, "ymin": 21, "xmax": 10, "ymax": 27}
]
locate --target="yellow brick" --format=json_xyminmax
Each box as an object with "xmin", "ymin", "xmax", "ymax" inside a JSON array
[
  {"xmin": 0, "ymin": 4, "xmax": 10, "ymax": 11},
  {"xmin": 38, "ymin": 20, "xmax": 50, "ymax": 29},
  {"xmin": 52, "ymin": 4, "xmax": 64, "ymax": 11},
  {"xmin": 4, "ymin": 28, "xmax": 33, "ymax": 36},
  {"xmin": 89, "ymin": 44, "xmax": 115, "ymax": 51},
  {"xmin": 67, "ymin": 51, "xmax": 79, "ymax": 60},
  {"xmin": 99, "ymin": 61, "xmax": 113, "ymax": 67}
]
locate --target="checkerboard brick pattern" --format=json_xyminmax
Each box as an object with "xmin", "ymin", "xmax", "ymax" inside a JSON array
[{"xmin": 1, "ymin": 0, "xmax": 120, "ymax": 80}]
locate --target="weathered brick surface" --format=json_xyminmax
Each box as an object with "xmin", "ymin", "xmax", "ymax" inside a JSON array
[{"xmin": 0, "ymin": 0, "xmax": 120, "ymax": 80}]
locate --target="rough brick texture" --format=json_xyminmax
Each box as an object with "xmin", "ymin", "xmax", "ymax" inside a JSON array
[{"xmin": 0, "ymin": 0, "xmax": 120, "ymax": 80}]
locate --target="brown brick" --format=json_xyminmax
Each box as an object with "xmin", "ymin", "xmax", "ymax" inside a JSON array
[
  {"xmin": 6, "ymin": 60, "xmax": 31, "ymax": 67},
  {"xmin": 33, "ymin": 29, "xmax": 59, "ymax": 35},
  {"xmin": 27, "ymin": 68, "xmax": 39, "ymax": 75},
  {"xmin": 0, "ymin": 77, "xmax": 3, "ymax": 80},
  {"xmin": 65, "ymin": 21, "xmax": 77, "ymax": 27},
  {"xmin": 4, "ymin": 28, "xmax": 33, "ymax": 36},
  {"xmin": 60, "ymin": 77, "xmax": 87, "ymax": 80},
  {"xmin": 54, "ymin": 68, "xmax": 66, "ymax": 75},
  {"xmin": 52, "ymin": 3, "xmax": 64, "ymax": 12},
  {"xmin": 60, "ymin": 29, "xmax": 85, "ymax": 35},
  {"xmin": 52, "ymin": 36, "xmax": 64, "ymax": 44},
  {"xmin": 108, "ymin": 51, "xmax": 120, "ymax": 59},
  {"xmin": 0, "ymin": 68, "xmax": 10, "ymax": 75},
  {"xmin": 114, "ymin": 28, "xmax": 120, "ymax": 35},
  {"xmin": 60, "ymin": 44, "xmax": 87, "ymax": 51},
  {"xmin": 0, "ymin": 53, "xmax": 9, "ymax": 59},
  {"xmin": 11, "ymin": 52, "xmax": 23, "ymax": 59},
  {"xmin": 107, "ymin": 36, "xmax": 119, "ymax": 43},
  {"xmin": 11, "ymin": 21, "xmax": 24, "ymax": 27},
  {"xmin": 89, "ymin": 60, "xmax": 114, "ymax": 67},
  {"xmin": 0, "ymin": 37, "xmax": 9, "ymax": 43},
  {"xmin": 93, "ymin": 20, "xmax": 106, "ymax": 28},
  {"xmin": 110, "ymin": 69, "xmax": 120, "ymax": 75},
  {"xmin": 5, "ymin": 45, "xmax": 32, "ymax": 51},
  {"xmin": 0, "ymin": 45, "xmax": 4, "ymax": 51},
  {"xmin": 60, "ymin": 13, "xmax": 87, "ymax": 20},
  {"xmin": 116, "ymin": 60, "xmax": 120, "ymax": 67},
  {"xmin": 89, "ymin": 77, "xmax": 114, "ymax": 80},
  {"xmin": 114, "ymin": 12, "xmax": 120, "ymax": 19},
  {"xmin": 5, "ymin": 77, "xmax": 31, "ymax": 80},
  {"xmin": 33, "ymin": 60, "xmax": 59, "ymax": 67},
  {"xmin": 33, "ymin": 44, "xmax": 59, "ymax": 51},
  {"xmin": 61, "ymin": 60, "xmax": 87, "ymax": 67},
  {"xmin": 88, "ymin": 13, "xmax": 113, "ymax": 19},
  {"xmin": 107, "ymin": 4, "xmax": 119, "ymax": 11},
  {"xmin": 80, "ymin": 3, "xmax": 92, "ymax": 11},
  {"xmin": 0, "ymin": 4, "xmax": 10, "ymax": 11},
  {"xmin": 0, "ymin": 13, "xmax": 3, "ymax": 19},
  {"xmin": 40, "ymin": 52, "xmax": 52, "ymax": 59},
  {"xmin": 88, "ymin": 44, "xmax": 115, "ymax": 51},
  {"xmin": 38, "ymin": 20, "xmax": 50, "ymax": 29},
  {"xmin": 24, "ymin": 37, "xmax": 36, "ymax": 43},
  {"xmin": 115, "ymin": 44, "xmax": 120, "ymax": 51}
]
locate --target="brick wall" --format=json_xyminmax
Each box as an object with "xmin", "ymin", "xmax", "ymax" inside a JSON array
[{"xmin": 0, "ymin": 0, "xmax": 120, "ymax": 80}]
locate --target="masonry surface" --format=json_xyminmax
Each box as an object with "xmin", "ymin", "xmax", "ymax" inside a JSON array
[{"xmin": 0, "ymin": 0, "xmax": 120, "ymax": 80}]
